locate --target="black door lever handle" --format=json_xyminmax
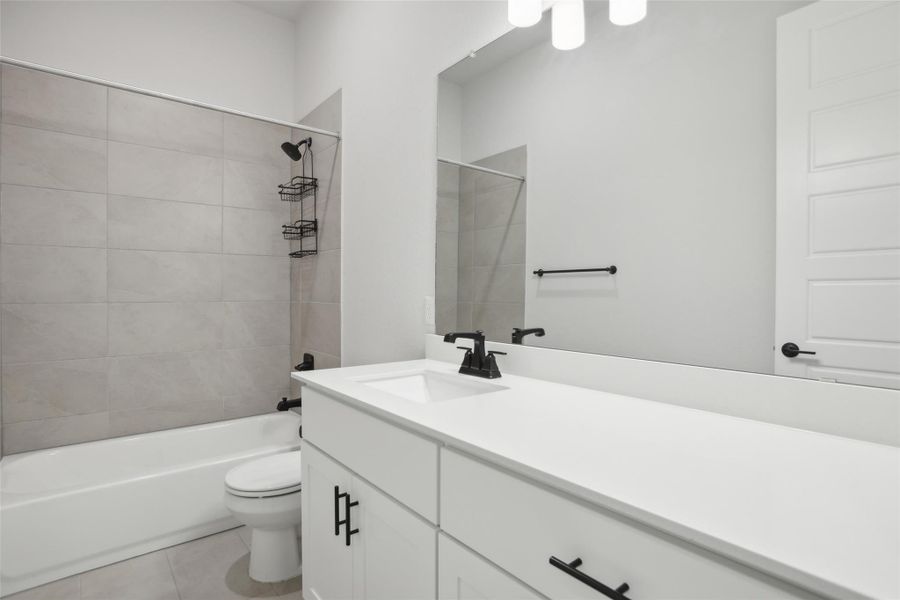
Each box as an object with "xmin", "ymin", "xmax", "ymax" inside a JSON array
[{"xmin": 781, "ymin": 342, "xmax": 816, "ymax": 358}]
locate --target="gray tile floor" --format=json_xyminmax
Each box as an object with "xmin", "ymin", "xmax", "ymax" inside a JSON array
[{"xmin": 8, "ymin": 528, "xmax": 302, "ymax": 600}]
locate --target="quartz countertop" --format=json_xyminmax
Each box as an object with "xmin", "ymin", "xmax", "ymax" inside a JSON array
[{"xmin": 294, "ymin": 359, "xmax": 900, "ymax": 600}]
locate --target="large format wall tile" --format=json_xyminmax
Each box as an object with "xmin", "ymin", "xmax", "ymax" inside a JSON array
[
  {"xmin": 1, "ymin": 358, "xmax": 108, "ymax": 423},
  {"xmin": 108, "ymin": 351, "xmax": 221, "ymax": 411},
  {"xmin": 108, "ymin": 89, "xmax": 223, "ymax": 156},
  {"xmin": 108, "ymin": 302, "xmax": 223, "ymax": 355},
  {"xmin": 108, "ymin": 142, "xmax": 223, "ymax": 206},
  {"xmin": 108, "ymin": 250, "xmax": 222, "ymax": 302},
  {"xmin": 299, "ymin": 302, "xmax": 340, "ymax": 357},
  {"xmin": 1, "ymin": 64, "xmax": 107, "ymax": 138},
  {"xmin": 222, "ymin": 345, "xmax": 291, "ymax": 395},
  {"xmin": 474, "ymin": 183, "xmax": 526, "ymax": 229},
  {"xmin": 223, "ymin": 255, "xmax": 290, "ymax": 301},
  {"xmin": 108, "ymin": 401, "xmax": 223, "ymax": 437},
  {"xmin": 293, "ymin": 249, "xmax": 340, "ymax": 303},
  {"xmin": 108, "ymin": 195, "xmax": 222, "ymax": 253},
  {"xmin": 0, "ymin": 184, "xmax": 107, "ymax": 248},
  {"xmin": 473, "ymin": 223, "xmax": 526, "ymax": 267},
  {"xmin": 471, "ymin": 264, "xmax": 525, "ymax": 304},
  {"xmin": 223, "ymin": 302, "xmax": 290, "ymax": 349},
  {"xmin": 223, "ymin": 388, "xmax": 287, "ymax": 419},
  {"xmin": 0, "ymin": 245, "xmax": 107, "ymax": 303},
  {"xmin": 223, "ymin": 206, "xmax": 289, "ymax": 256},
  {"xmin": 1, "ymin": 303, "xmax": 107, "ymax": 363},
  {"xmin": 2, "ymin": 411, "xmax": 109, "ymax": 454},
  {"xmin": 0, "ymin": 124, "xmax": 107, "ymax": 193},
  {"xmin": 224, "ymin": 114, "xmax": 290, "ymax": 165},
  {"xmin": 224, "ymin": 159, "xmax": 289, "ymax": 211}
]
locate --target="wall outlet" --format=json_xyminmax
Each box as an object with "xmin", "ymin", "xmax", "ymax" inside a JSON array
[{"xmin": 424, "ymin": 296, "xmax": 436, "ymax": 328}]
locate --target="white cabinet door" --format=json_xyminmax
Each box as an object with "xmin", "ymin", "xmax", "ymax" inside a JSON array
[
  {"xmin": 351, "ymin": 475, "xmax": 437, "ymax": 600},
  {"xmin": 775, "ymin": 1, "xmax": 900, "ymax": 388},
  {"xmin": 438, "ymin": 534, "xmax": 545, "ymax": 600},
  {"xmin": 302, "ymin": 441, "xmax": 354, "ymax": 600}
]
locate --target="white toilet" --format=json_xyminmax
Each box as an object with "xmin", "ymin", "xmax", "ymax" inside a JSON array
[{"xmin": 224, "ymin": 450, "xmax": 302, "ymax": 583}]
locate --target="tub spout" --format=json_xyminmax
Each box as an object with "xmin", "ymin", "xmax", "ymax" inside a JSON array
[{"xmin": 277, "ymin": 397, "xmax": 302, "ymax": 411}]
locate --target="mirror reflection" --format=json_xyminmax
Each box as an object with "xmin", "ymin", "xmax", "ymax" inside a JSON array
[{"xmin": 435, "ymin": 1, "xmax": 900, "ymax": 389}]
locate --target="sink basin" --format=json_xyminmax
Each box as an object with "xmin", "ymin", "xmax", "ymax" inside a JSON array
[{"xmin": 355, "ymin": 370, "xmax": 507, "ymax": 403}]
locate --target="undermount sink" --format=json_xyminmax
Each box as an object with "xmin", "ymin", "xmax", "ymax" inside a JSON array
[{"xmin": 355, "ymin": 370, "xmax": 507, "ymax": 403}]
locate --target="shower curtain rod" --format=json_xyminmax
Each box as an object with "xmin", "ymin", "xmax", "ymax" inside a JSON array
[
  {"xmin": 0, "ymin": 57, "xmax": 341, "ymax": 140},
  {"xmin": 437, "ymin": 157, "xmax": 525, "ymax": 182}
]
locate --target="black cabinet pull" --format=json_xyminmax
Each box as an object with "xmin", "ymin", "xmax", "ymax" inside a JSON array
[
  {"xmin": 343, "ymin": 492, "xmax": 359, "ymax": 546},
  {"xmin": 781, "ymin": 342, "xmax": 816, "ymax": 358},
  {"xmin": 334, "ymin": 485, "xmax": 359, "ymax": 545},
  {"xmin": 333, "ymin": 485, "xmax": 344, "ymax": 536},
  {"xmin": 549, "ymin": 556, "xmax": 630, "ymax": 600}
]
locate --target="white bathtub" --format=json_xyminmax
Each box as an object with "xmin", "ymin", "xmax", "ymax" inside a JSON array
[{"xmin": 0, "ymin": 412, "xmax": 302, "ymax": 596}]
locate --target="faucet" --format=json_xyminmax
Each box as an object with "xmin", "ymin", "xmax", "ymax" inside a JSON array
[
  {"xmin": 443, "ymin": 331, "xmax": 506, "ymax": 379},
  {"xmin": 511, "ymin": 327, "xmax": 545, "ymax": 345}
]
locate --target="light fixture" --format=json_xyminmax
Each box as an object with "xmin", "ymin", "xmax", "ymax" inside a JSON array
[
  {"xmin": 551, "ymin": 0, "xmax": 584, "ymax": 50},
  {"xmin": 508, "ymin": 0, "xmax": 542, "ymax": 27},
  {"xmin": 609, "ymin": 0, "xmax": 647, "ymax": 26}
]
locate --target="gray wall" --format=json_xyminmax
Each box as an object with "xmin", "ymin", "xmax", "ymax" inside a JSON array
[
  {"xmin": 290, "ymin": 90, "xmax": 342, "ymax": 397},
  {"xmin": 0, "ymin": 64, "xmax": 295, "ymax": 453}
]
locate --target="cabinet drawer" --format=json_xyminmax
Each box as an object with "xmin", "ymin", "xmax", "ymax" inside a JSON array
[
  {"xmin": 440, "ymin": 449, "xmax": 809, "ymax": 600},
  {"xmin": 303, "ymin": 387, "xmax": 439, "ymax": 523}
]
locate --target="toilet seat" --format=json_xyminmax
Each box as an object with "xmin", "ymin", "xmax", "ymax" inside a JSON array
[{"xmin": 225, "ymin": 451, "xmax": 302, "ymax": 498}]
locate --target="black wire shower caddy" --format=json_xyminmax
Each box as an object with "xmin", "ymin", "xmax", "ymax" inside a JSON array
[{"xmin": 280, "ymin": 138, "xmax": 319, "ymax": 258}]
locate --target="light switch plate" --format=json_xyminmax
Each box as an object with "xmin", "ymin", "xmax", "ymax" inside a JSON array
[{"xmin": 424, "ymin": 295, "xmax": 435, "ymax": 327}]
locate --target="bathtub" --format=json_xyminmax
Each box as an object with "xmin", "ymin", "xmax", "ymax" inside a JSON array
[{"xmin": 0, "ymin": 412, "xmax": 302, "ymax": 596}]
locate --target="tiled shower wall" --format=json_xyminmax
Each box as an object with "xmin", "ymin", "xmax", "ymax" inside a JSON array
[
  {"xmin": 290, "ymin": 91, "xmax": 342, "ymax": 396},
  {"xmin": 0, "ymin": 64, "xmax": 295, "ymax": 453},
  {"xmin": 435, "ymin": 146, "xmax": 526, "ymax": 343}
]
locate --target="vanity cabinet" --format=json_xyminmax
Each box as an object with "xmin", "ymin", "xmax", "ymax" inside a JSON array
[
  {"xmin": 440, "ymin": 449, "xmax": 808, "ymax": 600},
  {"xmin": 301, "ymin": 386, "xmax": 818, "ymax": 600},
  {"xmin": 301, "ymin": 442, "xmax": 437, "ymax": 600}
]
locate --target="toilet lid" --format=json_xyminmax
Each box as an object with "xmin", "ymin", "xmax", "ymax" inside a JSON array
[{"xmin": 225, "ymin": 451, "xmax": 302, "ymax": 497}]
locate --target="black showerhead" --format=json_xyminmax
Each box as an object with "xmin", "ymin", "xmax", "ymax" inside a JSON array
[{"xmin": 281, "ymin": 138, "xmax": 312, "ymax": 161}]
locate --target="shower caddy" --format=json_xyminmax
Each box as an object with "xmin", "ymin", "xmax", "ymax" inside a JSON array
[{"xmin": 280, "ymin": 137, "xmax": 318, "ymax": 258}]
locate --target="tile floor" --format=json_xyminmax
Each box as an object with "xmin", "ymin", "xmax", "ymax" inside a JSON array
[{"xmin": 7, "ymin": 527, "xmax": 301, "ymax": 600}]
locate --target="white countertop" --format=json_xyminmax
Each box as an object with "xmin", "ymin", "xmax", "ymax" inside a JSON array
[{"xmin": 295, "ymin": 359, "xmax": 900, "ymax": 600}]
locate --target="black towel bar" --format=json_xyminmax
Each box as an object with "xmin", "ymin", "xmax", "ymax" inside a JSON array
[{"xmin": 534, "ymin": 265, "xmax": 617, "ymax": 277}]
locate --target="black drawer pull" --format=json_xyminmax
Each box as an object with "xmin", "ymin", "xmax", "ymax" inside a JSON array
[
  {"xmin": 549, "ymin": 556, "xmax": 630, "ymax": 600},
  {"xmin": 343, "ymin": 492, "xmax": 359, "ymax": 546},
  {"xmin": 333, "ymin": 485, "xmax": 345, "ymax": 536},
  {"xmin": 334, "ymin": 485, "xmax": 360, "ymax": 545}
]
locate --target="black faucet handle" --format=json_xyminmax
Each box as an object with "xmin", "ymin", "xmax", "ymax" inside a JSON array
[{"xmin": 487, "ymin": 350, "xmax": 507, "ymax": 356}]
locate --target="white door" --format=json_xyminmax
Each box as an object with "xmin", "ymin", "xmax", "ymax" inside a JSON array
[
  {"xmin": 302, "ymin": 441, "xmax": 354, "ymax": 600},
  {"xmin": 775, "ymin": 1, "xmax": 900, "ymax": 388},
  {"xmin": 351, "ymin": 476, "xmax": 437, "ymax": 600},
  {"xmin": 438, "ymin": 534, "xmax": 545, "ymax": 600}
]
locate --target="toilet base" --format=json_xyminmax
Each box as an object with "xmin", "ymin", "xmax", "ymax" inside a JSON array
[{"xmin": 248, "ymin": 527, "xmax": 302, "ymax": 583}]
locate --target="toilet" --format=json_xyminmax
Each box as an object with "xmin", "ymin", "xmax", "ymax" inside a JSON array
[{"xmin": 224, "ymin": 450, "xmax": 302, "ymax": 583}]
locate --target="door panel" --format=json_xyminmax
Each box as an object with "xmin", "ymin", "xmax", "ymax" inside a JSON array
[
  {"xmin": 351, "ymin": 476, "xmax": 437, "ymax": 600},
  {"xmin": 438, "ymin": 534, "xmax": 545, "ymax": 600},
  {"xmin": 302, "ymin": 441, "xmax": 354, "ymax": 600},
  {"xmin": 775, "ymin": 0, "xmax": 900, "ymax": 388}
]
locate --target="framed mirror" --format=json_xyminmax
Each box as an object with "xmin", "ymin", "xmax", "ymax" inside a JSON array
[{"xmin": 435, "ymin": 0, "xmax": 900, "ymax": 389}]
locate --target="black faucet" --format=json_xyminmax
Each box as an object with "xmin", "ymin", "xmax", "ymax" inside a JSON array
[
  {"xmin": 511, "ymin": 327, "xmax": 545, "ymax": 345},
  {"xmin": 443, "ymin": 331, "xmax": 506, "ymax": 379},
  {"xmin": 294, "ymin": 353, "xmax": 315, "ymax": 372}
]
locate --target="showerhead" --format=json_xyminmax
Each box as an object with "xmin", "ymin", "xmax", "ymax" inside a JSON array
[{"xmin": 281, "ymin": 137, "xmax": 312, "ymax": 161}]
